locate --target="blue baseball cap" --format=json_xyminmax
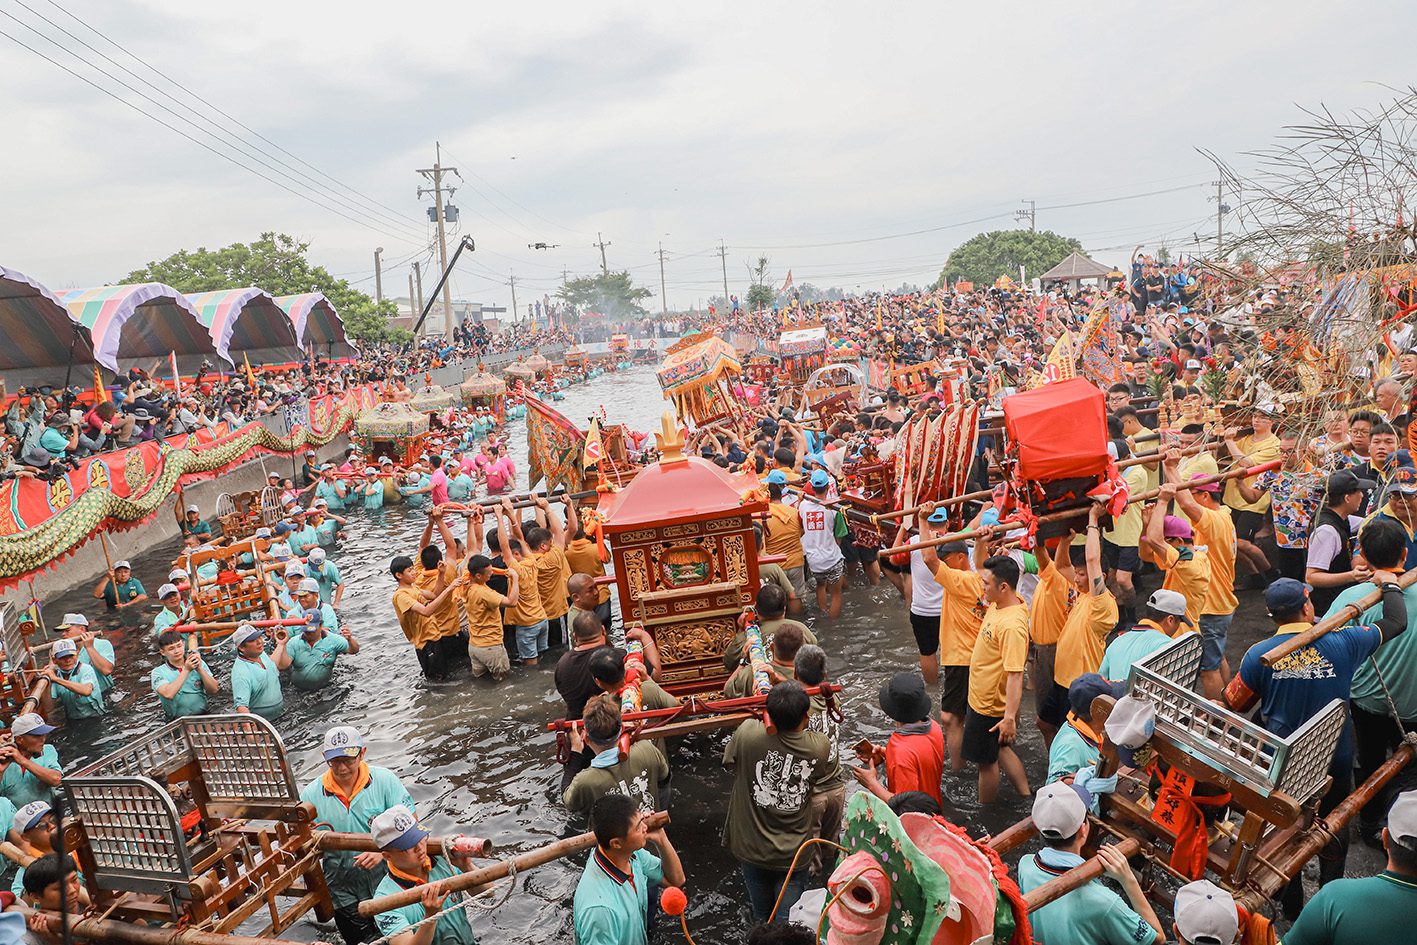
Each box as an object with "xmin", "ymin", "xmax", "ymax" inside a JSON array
[
  {"xmin": 765, "ymin": 469, "xmax": 788, "ymax": 486},
  {"xmin": 1264, "ymin": 578, "xmax": 1312, "ymax": 615},
  {"xmin": 927, "ymin": 507, "xmax": 949, "ymax": 524},
  {"xmin": 810, "ymin": 469, "xmax": 831, "ymax": 490}
]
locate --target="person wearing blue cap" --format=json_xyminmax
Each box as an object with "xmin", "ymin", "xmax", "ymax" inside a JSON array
[
  {"xmin": 1046, "ymin": 673, "xmax": 1124, "ymax": 784},
  {"xmin": 1223, "ymin": 548, "xmax": 1409, "ymax": 913},
  {"xmin": 370, "ymin": 804, "xmax": 480, "ymax": 945},
  {"xmin": 798, "ymin": 469, "xmax": 845, "ymax": 617},
  {"xmin": 763, "ymin": 473, "xmax": 807, "ymax": 610},
  {"xmin": 299, "ymin": 726, "xmax": 415, "ymax": 944}
]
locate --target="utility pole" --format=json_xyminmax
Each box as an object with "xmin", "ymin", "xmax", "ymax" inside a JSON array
[
  {"xmin": 717, "ymin": 241, "xmax": 730, "ymax": 305},
  {"xmin": 407, "ymin": 272, "xmax": 415, "ymax": 322},
  {"xmin": 508, "ymin": 273, "xmax": 518, "ymax": 324},
  {"xmin": 412, "ymin": 262, "xmax": 424, "ymax": 313},
  {"xmin": 416, "ymin": 143, "xmax": 459, "ymax": 337},
  {"xmin": 561, "ymin": 268, "xmax": 569, "ymax": 285},
  {"xmin": 1214, "ymin": 179, "xmax": 1226, "ymax": 257},
  {"xmin": 1015, "ymin": 200, "xmax": 1036, "ymax": 232},
  {"xmin": 373, "ymin": 247, "xmax": 384, "ymax": 302},
  {"xmin": 593, "ymin": 232, "xmax": 611, "ymax": 276},
  {"xmin": 657, "ymin": 242, "xmax": 668, "ymax": 315}
]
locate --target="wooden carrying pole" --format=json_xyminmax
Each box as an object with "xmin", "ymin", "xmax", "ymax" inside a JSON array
[
  {"xmin": 1022, "ymin": 838, "xmax": 1143, "ymax": 912},
  {"xmin": 1261, "ymin": 568, "xmax": 1417, "ymax": 667},
  {"xmin": 314, "ymin": 832, "xmax": 492, "ymax": 857},
  {"xmin": 358, "ymin": 811, "xmax": 670, "ymax": 916},
  {"xmin": 11, "ymin": 902, "xmax": 305, "ymax": 945},
  {"xmin": 880, "ymin": 459, "xmax": 1281, "ymax": 558}
]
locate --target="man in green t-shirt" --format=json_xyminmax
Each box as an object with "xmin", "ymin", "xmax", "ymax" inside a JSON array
[
  {"xmin": 369, "ymin": 805, "xmax": 478, "ymax": 945},
  {"xmin": 723, "ymin": 680, "xmax": 838, "ymax": 923},
  {"xmin": 1283, "ymin": 789, "xmax": 1417, "ymax": 945},
  {"xmin": 229, "ymin": 623, "xmax": 291, "ymax": 720},
  {"xmin": 92, "ymin": 560, "xmax": 146, "ymax": 611},
  {"xmin": 563, "ymin": 699, "xmax": 668, "ymax": 819},
  {"xmin": 151, "ymin": 630, "xmax": 219, "ymax": 719}
]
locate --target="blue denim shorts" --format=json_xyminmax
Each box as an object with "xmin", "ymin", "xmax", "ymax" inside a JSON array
[
  {"xmin": 512, "ymin": 620, "xmax": 549, "ymax": 659},
  {"xmin": 1198, "ymin": 612, "xmax": 1233, "ymax": 671}
]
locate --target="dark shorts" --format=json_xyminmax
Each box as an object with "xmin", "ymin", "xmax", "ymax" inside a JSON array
[
  {"xmin": 1101, "ymin": 538, "xmax": 1141, "ymax": 574},
  {"xmin": 1233, "ymin": 509, "xmax": 1265, "ymax": 542},
  {"xmin": 841, "ymin": 539, "xmax": 880, "ymax": 565},
  {"xmin": 909, "ymin": 611, "xmax": 940, "ymax": 656},
  {"xmin": 880, "ymin": 554, "xmax": 906, "ymax": 574},
  {"xmin": 962, "ymin": 708, "xmax": 1003, "ymax": 764},
  {"xmin": 1036, "ymin": 680, "xmax": 1069, "ymax": 728},
  {"xmin": 940, "ymin": 665, "xmax": 970, "ymax": 718}
]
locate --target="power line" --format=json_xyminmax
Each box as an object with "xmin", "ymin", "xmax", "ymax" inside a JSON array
[
  {"xmin": 34, "ymin": 0, "xmax": 424, "ymax": 231},
  {"xmin": 0, "ymin": 23, "xmax": 425, "ymax": 246}
]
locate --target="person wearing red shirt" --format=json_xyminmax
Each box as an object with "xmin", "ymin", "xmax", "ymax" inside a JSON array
[{"xmin": 851, "ymin": 672, "xmax": 945, "ymax": 807}]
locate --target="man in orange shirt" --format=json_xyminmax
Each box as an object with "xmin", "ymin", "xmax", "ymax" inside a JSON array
[
  {"xmin": 918, "ymin": 509, "xmax": 985, "ymax": 772},
  {"xmin": 764, "ymin": 473, "xmax": 806, "ymax": 612},
  {"xmin": 564, "ymin": 500, "xmax": 612, "ymax": 632},
  {"xmin": 1166, "ymin": 452, "xmax": 1239, "ymax": 699},
  {"xmin": 965, "ymin": 550, "xmax": 1032, "ymax": 805},
  {"xmin": 390, "ymin": 553, "xmax": 466, "ymax": 679},
  {"xmin": 526, "ymin": 496, "xmax": 571, "ymax": 649}
]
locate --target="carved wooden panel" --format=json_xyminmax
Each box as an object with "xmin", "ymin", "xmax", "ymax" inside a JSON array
[
  {"xmin": 621, "ymin": 549, "xmax": 649, "ymax": 600},
  {"xmin": 652, "ymin": 615, "xmax": 739, "ymax": 668},
  {"xmin": 720, "ymin": 533, "xmax": 748, "ymax": 588}
]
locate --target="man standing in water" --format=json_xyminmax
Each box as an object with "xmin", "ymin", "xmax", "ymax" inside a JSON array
[
  {"xmin": 573, "ymin": 793, "xmax": 685, "ymax": 945},
  {"xmin": 300, "ymin": 727, "xmax": 416, "ymax": 945},
  {"xmin": 151, "ymin": 630, "xmax": 219, "ymax": 719},
  {"xmin": 229, "ymin": 623, "xmax": 291, "ymax": 719},
  {"xmin": 964, "ymin": 551, "xmax": 1032, "ymax": 805},
  {"xmin": 369, "ymin": 805, "xmax": 480, "ymax": 945}
]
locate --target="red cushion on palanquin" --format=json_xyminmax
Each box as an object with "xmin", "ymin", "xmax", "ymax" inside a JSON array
[{"xmin": 1002, "ymin": 378, "xmax": 1108, "ymax": 482}]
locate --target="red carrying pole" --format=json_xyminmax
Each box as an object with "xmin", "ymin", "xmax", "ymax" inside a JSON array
[{"xmin": 170, "ymin": 617, "xmax": 307, "ymax": 633}]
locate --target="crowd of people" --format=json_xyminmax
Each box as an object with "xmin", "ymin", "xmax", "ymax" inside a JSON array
[{"xmin": 8, "ymin": 255, "xmax": 1417, "ymax": 945}]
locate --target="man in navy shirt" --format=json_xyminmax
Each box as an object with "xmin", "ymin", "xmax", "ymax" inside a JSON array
[{"xmin": 1223, "ymin": 532, "xmax": 1409, "ymax": 915}]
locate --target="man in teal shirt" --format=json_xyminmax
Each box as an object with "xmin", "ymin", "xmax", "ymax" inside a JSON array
[
  {"xmin": 289, "ymin": 509, "xmax": 322, "ymax": 556},
  {"xmin": 1045, "ymin": 674, "xmax": 1122, "ymax": 785},
  {"xmin": 310, "ymin": 501, "xmax": 346, "ymax": 546},
  {"xmin": 46, "ymin": 639, "xmax": 107, "ymax": 720},
  {"xmin": 56, "ymin": 613, "xmax": 115, "ymax": 695},
  {"xmin": 370, "ymin": 805, "xmax": 479, "ymax": 945},
  {"xmin": 1098, "ymin": 590, "xmax": 1188, "ymax": 682},
  {"xmin": 152, "ymin": 583, "xmax": 186, "ymax": 636},
  {"xmin": 150, "ymin": 630, "xmax": 220, "ymax": 718},
  {"xmin": 445, "ymin": 459, "xmax": 475, "ymax": 503},
  {"xmin": 286, "ymin": 581, "xmax": 358, "ymax": 690},
  {"xmin": 300, "ymin": 727, "xmax": 416, "ymax": 944},
  {"xmin": 315, "ymin": 464, "xmax": 349, "ymax": 511},
  {"xmin": 573, "ymin": 793, "xmax": 686, "ymax": 945},
  {"xmin": 356, "ymin": 467, "xmax": 384, "ymax": 511},
  {"xmin": 1283, "ymin": 788, "xmax": 1417, "ymax": 945},
  {"xmin": 0, "ymin": 714, "xmax": 62, "ymax": 808},
  {"xmin": 1017, "ymin": 783, "xmax": 1164, "ymax": 945},
  {"xmin": 229, "ymin": 623, "xmax": 291, "ymax": 720},
  {"xmin": 92, "ymin": 560, "xmax": 146, "ymax": 611},
  {"xmin": 305, "ymin": 547, "xmax": 345, "ymax": 607}
]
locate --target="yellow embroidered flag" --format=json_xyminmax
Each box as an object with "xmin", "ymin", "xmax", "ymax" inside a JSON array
[
  {"xmin": 583, "ymin": 417, "xmax": 604, "ymax": 468},
  {"xmin": 1032, "ymin": 331, "xmax": 1076, "ymax": 387},
  {"xmin": 243, "ymin": 352, "xmax": 259, "ymax": 388},
  {"xmin": 92, "ymin": 365, "xmax": 107, "ymax": 404}
]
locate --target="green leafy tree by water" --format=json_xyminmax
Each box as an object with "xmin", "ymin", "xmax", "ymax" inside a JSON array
[
  {"xmin": 121, "ymin": 232, "xmax": 410, "ymax": 345},
  {"xmin": 932, "ymin": 229, "xmax": 1083, "ymax": 288},
  {"xmin": 557, "ymin": 271, "xmax": 653, "ymax": 319}
]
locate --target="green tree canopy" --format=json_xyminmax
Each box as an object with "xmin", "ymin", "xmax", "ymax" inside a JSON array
[
  {"xmin": 121, "ymin": 232, "xmax": 409, "ymax": 345},
  {"xmin": 745, "ymin": 255, "xmax": 775, "ymax": 309},
  {"xmin": 932, "ymin": 229, "xmax": 1083, "ymax": 288},
  {"xmin": 557, "ymin": 271, "xmax": 653, "ymax": 318}
]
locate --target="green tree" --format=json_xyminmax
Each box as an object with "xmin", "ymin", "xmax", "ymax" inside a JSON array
[
  {"xmin": 932, "ymin": 229, "xmax": 1083, "ymax": 288},
  {"xmin": 121, "ymin": 232, "xmax": 408, "ymax": 345},
  {"xmin": 556, "ymin": 271, "xmax": 653, "ymax": 319},
  {"xmin": 745, "ymin": 256, "xmax": 775, "ymax": 309}
]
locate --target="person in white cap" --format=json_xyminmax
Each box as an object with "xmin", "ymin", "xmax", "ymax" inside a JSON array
[
  {"xmin": 369, "ymin": 804, "xmax": 479, "ymax": 945},
  {"xmin": 309, "ymin": 501, "xmax": 348, "ymax": 547},
  {"xmin": 1171, "ymin": 879, "xmax": 1238, "ymax": 945},
  {"xmin": 44, "ymin": 637, "xmax": 107, "ymax": 720},
  {"xmin": 305, "ymin": 546, "xmax": 345, "ymax": 607},
  {"xmin": 180, "ymin": 503, "xmax": 212, "ymax": 541},
  {"xmin": 229, "ymin": 623, "xmax": 291, "ymax": 720},
  {"xmin": 91, "ymin": 559, "xmax": 146, "ymax": 611},
  {"xmin": 356, "ymin": 466, "xmax": 385, "ymax": 512},
  {"xmin": 152, "ymin": 583, "xmax": 187, "ymax": 636},
  {"xmin": 286, "ymin": 580, "xmax": 359, "ymax": 691},
  {"xmin": 151, "ymin": 629, "xmax": 220, "ymax": 719},
  {"xmin": 276, "ymin": 562, "xmax": 308, "ymax": 613},
  {"xmin": 1098, "ymin": 589, "xmax": 1190, "ymax": 681},
  {"xmin": 1283, "ymin": 788, "xmax": 1417, "ymax": 944},
  {"xmin": 0, "ymin": 713, "xmax": 62, "ymax": 807},
  {"xmin": 56, "ymin": 613, "xmax": 115, "ymax": 695},
  {"xmin": 289, "ymin": 508, "xmax": 322, "ymax": 556},
  {"xmin": 298, "ymin": 727, "xmax": 415, "ymax": 944},
  {"xmin": 9, "ymin": 800, "xmax": 58, "ymax": 893},
  {"xmin": 1017, "ymin": 782, "xmax": 1163, "ymax": 945},
  {"xmin": 315, "ymin": 463, "xmax": 349, "ymax": 512}
]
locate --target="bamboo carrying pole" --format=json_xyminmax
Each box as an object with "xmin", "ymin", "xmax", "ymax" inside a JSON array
[
  {"xmin": 10, "ymin": 903, "xmax": 306, "ymax": 945},
  {"xmin": 169, "ymin": 618, "xmax": 306, "ymax": 634},
  {"xmin": 357, "ymin": 811, "xmax": 670, "ymax": 916},
  {"xmin": 313, "ymin": 832, "xmax": 492, "ymax": 857},
  {"xmin": 1260, "ymin": 568, "xmax": 1417, "ymax": 667},
  {"xmin": 1021, "ymin": 838, "xmax": 1144, "ymax": 912},
  {"xmin": 879, "ymin": 459, "xmax": 1282, "ymax": 558}
]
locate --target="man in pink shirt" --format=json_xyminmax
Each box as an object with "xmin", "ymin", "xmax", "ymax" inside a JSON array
[
  {"xmin": 428, "ymin": 454, "xmax": 450, "ymax": 505},
  {"xmin": 483, "ymin": 445, "xmax": 514, "ymax": 495}
]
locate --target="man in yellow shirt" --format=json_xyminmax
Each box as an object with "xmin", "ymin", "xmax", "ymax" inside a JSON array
[
  {"xmin": 919, "ymin": 513, "xmax": 985, "ymax": 772},
  {"xmin": 1141, "ymin": 488, "xmax": 1211, "ymax": 633},
  {"xmin": 462, "ymin": 555, "xmax": 519, "ymax": 681},
  {"xmin": 764, "ymin": 473, "xmax": 807, "ymax": 610},
  {"xmin": 1167, "ymin": 453, "xmax": 1240, "ymax": 699},
  {"xmin": 1221, "ymin": 407, "xmax": 1283, "ymax": 585},
  {"xmin": 493, "ymin": 501, "xmax": 551, "ymax": 665},
  {"xmin": 1028, "ymin": 535, "xmax": 1071, "ymax": 750},
  {"xmin": 525, "ymin": 496, "xmax": 571, "ymax": 648},
  {"xmin": 390, "ymin": 554, "xmax": 466, "ymax": 679},
  {"xmin": 1176, "ymin": 424, "xmax": 1219, "ymax": 481},
  {"xmin": 964, "ymin": 547, "xmax": 1032, "ymax": 805},
  {"xmin": 1048, "ymin": 505, "xmax": 1120, "ymax": 745},
  {"xmin": 1103, "ymin": 447, "xmax": 1149, "ymax": 629},
  {"xmin": 1116, "ymin": 407, "xmax": 1159, "ymax": 491}
]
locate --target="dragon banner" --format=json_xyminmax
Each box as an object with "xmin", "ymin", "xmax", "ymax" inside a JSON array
[
  {"xmin": 525, "ymin": 395, "xmax": 585, "ymax": 494},
  {"xmin": 0, "ymin": 385, "xmax": 379, "ymax": 588}
]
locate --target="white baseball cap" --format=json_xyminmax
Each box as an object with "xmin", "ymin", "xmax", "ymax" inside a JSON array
[
  {"xmin": 168, "ymin": 568, "xmax": 189, "ymax": 581},
  {"xmin": 12, "ymin": 801, "xmax": 51, "ymax": 834},
  {"xmin": 378, "ymin": 456, "xmax": 394, "ymax": 465},
  {"xmin": 186, "ymin": 504, "xmax": 200, "ymax": 514},
  {"xmin": 1174, "ymin": 879, "xmax": 1238, "ymax": 945},
  {"xmin": 363, "ymin": 466, "xmax": 378, "ymax": 475},
  {"xmin": 1032, "ymin": 782, "xmax": 1088, "ymax": 840},
  {"xmin": 158, "ymin": 583, "xmax": 180, "ymax": 599},
  {"xmin": 284, "ymin": 563, "xmax": 306, "ymax": 577},
  {"xmin": 254, "ymin": 527, "xmax": 273, "ymax": 539},
  {"xmin": 313, "ymin": 498, "xmax": 328, "ymax": 508},
  {"xmin": 1390, "ymin": 789, "xmax": 1417, "ymax": 845},
  {"xmin": 297, "ymin": 578, "xmax": 320, "ymax": 595},
  {"xmin": 113, "ymin": 559, "xmax": 132, "ymax": 570},
  {"xmin": 1146, "ymin": 588, "xmax": 1194, "ymax": 626},
  {"xmin": 230, "ymin": 624, "xmax": 263, "ymax": 648},
  {"xmin": 52, "ymin": 639, "xmax": 77, "ymax": 658},
  {"xmin": 56, "ymin": 613, "xmax": 88, "ymax": 629},
  {"xmin": 1105, "ymin": 694, "xmax": 1157, "ymax": 750},
  {"xmin": 306, "ymin": 547, "xmax": 326, "ymax": 563},
  {"xmin": 322, "ymin": 725, "xmax": 364, "ymax": 761},
  {"xmin": 370, "ymin": 805, "xmax": 428, "ymax": 851},
  {"xmin": 10, "ymin": 713, "xmax": 56, "ymax": 737}
]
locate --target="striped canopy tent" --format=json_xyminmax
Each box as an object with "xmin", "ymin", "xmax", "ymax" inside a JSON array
[
  {"xmin": 186, "ymin": 287, "xmax": 302, "ymax": 366},
  {"xmin": 0, "ymin": 266, "xmax": 95, "ymax": 382},
  {"xmin": 275, "ymin": 292, "xmax": 354, "ymax": 357},
  {"xmin": 59, "ymin": 283, "xmax": 223, "ymax": 374}
]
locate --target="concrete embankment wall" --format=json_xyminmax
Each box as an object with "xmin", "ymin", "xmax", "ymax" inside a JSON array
[{"xmin": 0, "ymin": 348, "xmax": 566, "ymax": 610}]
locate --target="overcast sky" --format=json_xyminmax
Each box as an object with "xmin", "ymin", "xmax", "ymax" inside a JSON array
[{"xmin": 2, "ymin": 0, "xmax": 1415, "ymax": 315}]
